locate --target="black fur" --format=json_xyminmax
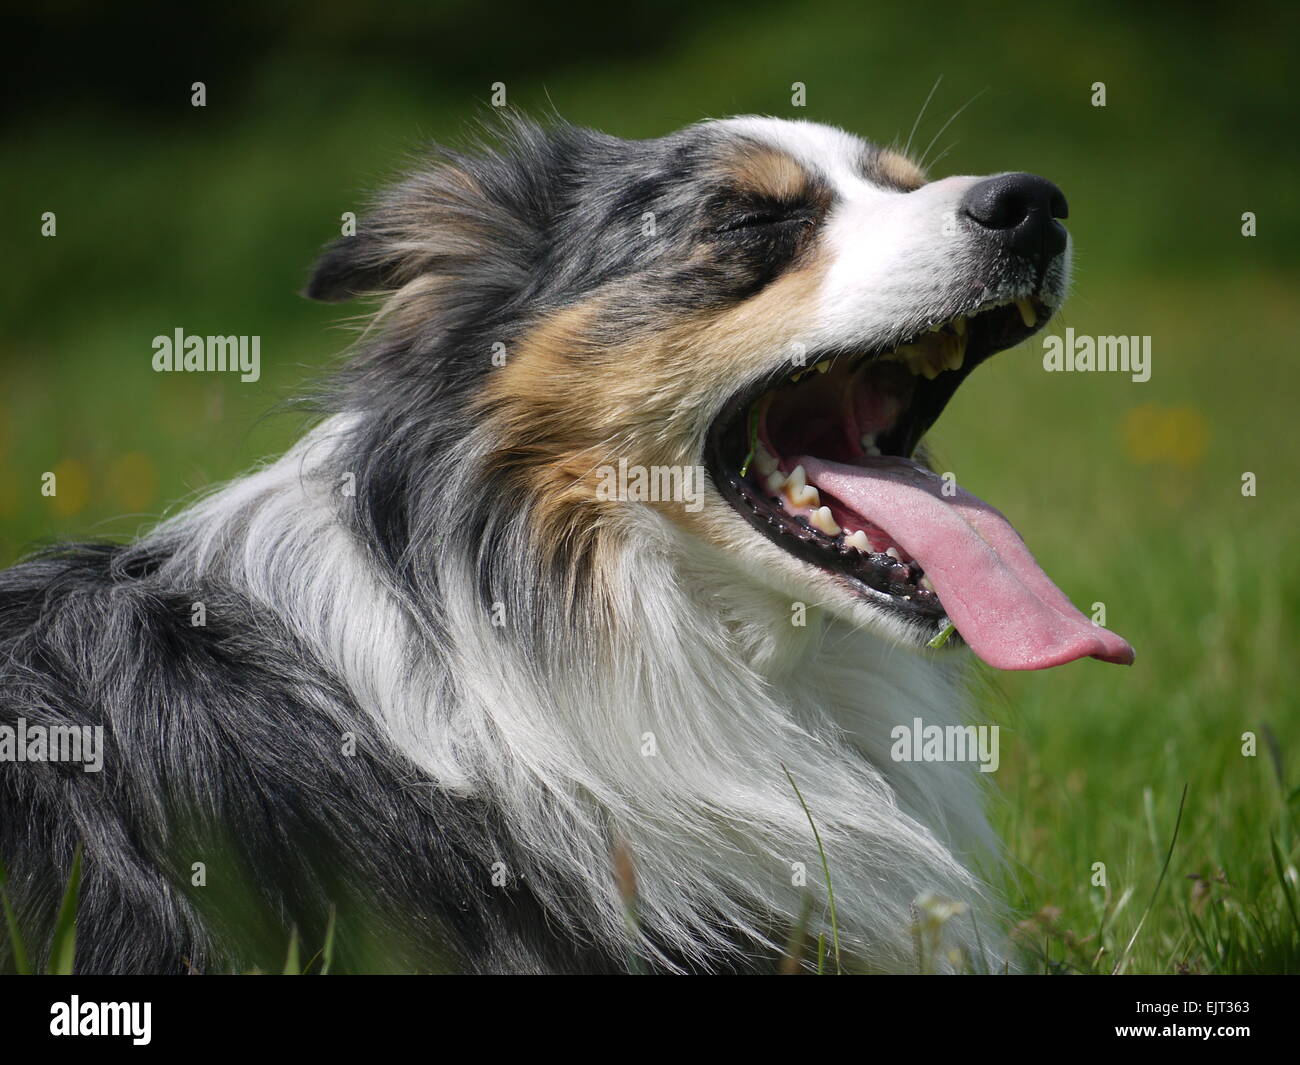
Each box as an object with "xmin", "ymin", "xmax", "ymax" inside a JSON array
[
  {"xmin": 0, "ymin": 117, "xmax": 813, "ymax": 974},
  {"xmin": 0, "ymin": 542, "xmax": 635, "ymax": 973}
]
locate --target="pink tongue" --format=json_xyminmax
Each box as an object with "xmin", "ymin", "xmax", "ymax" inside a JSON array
[{"xmin": 798, "ymin": 456, "xmax": 1135, "ymax": 671}]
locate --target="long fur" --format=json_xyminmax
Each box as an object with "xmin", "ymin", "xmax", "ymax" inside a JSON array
[{"xmin": 0, "ymin": 115, "xmax": 1015, "ymax": 973}]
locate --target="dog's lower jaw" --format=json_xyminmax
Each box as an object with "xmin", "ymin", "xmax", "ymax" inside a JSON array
[{"xmin": 137, "ymin": 417, "xmax": 1008, "ymax": 973}]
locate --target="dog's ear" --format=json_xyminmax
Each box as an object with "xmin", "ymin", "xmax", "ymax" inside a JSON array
[
  {"xmin": 304, "ymin": 117, "xmax": 566, "ymax": 305},
  {"xmin": 303, "ymin": 232, "xmax": 393, "ymax": 302}
]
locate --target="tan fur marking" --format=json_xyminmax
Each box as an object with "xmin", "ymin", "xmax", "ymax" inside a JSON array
[
  {"xmin": 478, "ymin": 252, "xmax": 830, "ymax": 572},
  {"xmin": 722, "ymin": 144, "xmax": 813, "ymax": 201},
  {"xmin": 876, "ymin": 150, "xmax": 927, "ymax": 191}
]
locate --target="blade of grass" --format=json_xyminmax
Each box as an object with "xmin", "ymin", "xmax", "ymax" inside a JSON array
[
  {"xmin": 778, "ymin": 892, "xmax": 815, "ymax": 974},
  {"xmin": 927, "ymin": 621, "xmax": 956, "ymax": 649},
  {"xmin": 1262, "ymin": 723, "xmax": 1285, "ymax": 790},
  {"xmin": 319, "ymin": 904, "xmax": 337, "ymax": 975},
  {"xmin": 611, "ymin": 838, "xmax": 644, "ymax": 975},
  {"xmin": 47, "ymin": 845, "xmax": 82, "ymax": 976},
  {"xmin": 282, "ymin": 926, "xmax": 300, "ymax": 975},
  {"xmin": 1113, "ymin": 784, "xmax": 1187, "ymax": 975},
  {"xmin": 782, "ymin": 762, "xmax": 842, "ymax": 974},
  {"xmin": 738, "ymin": 404, "xmax": 760, "ymax": 478},
  {"xmin": 1268, "ymin": 837, "xmax": 1300, "ymax": 942},
  {"xmin": 1142, "ymin": 786, "xmax": 1159, "ymax": 860},
  {"xmin": 0, "ymin": 856, "xmax": 31, "ymax": 975}
]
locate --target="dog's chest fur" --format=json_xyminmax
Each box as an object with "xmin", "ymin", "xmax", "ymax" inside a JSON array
[{"xmin": 1, "ymin": 416, "xmax": 1001, "ymax": 973}]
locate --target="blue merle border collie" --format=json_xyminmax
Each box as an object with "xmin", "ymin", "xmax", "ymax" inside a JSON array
[{"xmin": 0, "ymin": 114, "xmax": 1132, "ymax": 975}]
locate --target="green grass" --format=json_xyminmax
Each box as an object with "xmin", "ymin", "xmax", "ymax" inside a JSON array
[
  {"xmin": 784, "ymin": 764, "xmax": 843, "ymax": 974},
  {"xmin": 929, "ymin": 276, "xmax": 1300, "ymax": 973},
  {"xmin": 2, "ymin": 1, "xmax": 1296, "ymax": 974}
]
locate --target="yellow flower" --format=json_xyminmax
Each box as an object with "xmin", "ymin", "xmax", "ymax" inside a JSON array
[
  {"xmin": 106, "ymin": 451, "xmax": 159, "ymax": 514},
  {"xmin": 1122, "ymin": 404, "xmax": 1209, "ymax": 469},
  {"xmin": 48, "ymin": 459, "xmax": 91, "ymax": 518}
]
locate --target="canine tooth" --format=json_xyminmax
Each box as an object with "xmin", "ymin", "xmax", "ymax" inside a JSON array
[
  {"xmin": 815, "ymin": 360, "xmax": 830, "ymax": 374},
  {"xmin": 944, "ymin": 333, "xmax": 966, "ymax": 372},
  {"xmin": 898, "ymin": 332, "xmax": 952, "ymax": 378},
  {"xmin": 844, "ymin": 530, "xmax": 872, "ymax": 552},
  {"xmin": 920, "ymin": 576, "xmax": 936, "ymax": 593},
  {"xmin": 810, "ymin": 506, "xmax": 840, "ymax": 536},
  {"xmin": 790, "ymin": 484, "xmax": 820, "ymax": 507},
  {"xmin": 754, "ymin": 445, "xmax": 778, "ymax": 477},
  {"xmin": 953, "ymin": 317, "xmax": 967, "ymax": 336},
  {"xmin": 764, "ymin": 470, "xmax": 787, "ymax": 495},
  {"xmin": 783, "ymin": 464, "xmax": 820, "ymax": 507},
  {"xmin": 1015, "ymin": 299, "xmax": 1037, "ymax": 328},
  {"xmin": 863, "ymin": 445, "xmax": 881, "ymax": 456},
  {"xmin": 886, "ymin": 547, "xmax": 902, "ymax": 561}
]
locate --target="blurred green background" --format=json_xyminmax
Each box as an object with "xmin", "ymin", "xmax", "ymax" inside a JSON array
[{"xmin": 3, "ymin": 1, "xmax": 1298, "ymax": 972}]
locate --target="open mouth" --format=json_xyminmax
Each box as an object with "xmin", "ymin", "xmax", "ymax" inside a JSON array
[{"xmin": 704, "ymin": 296, "xmax": 1135, "ymax": 671}]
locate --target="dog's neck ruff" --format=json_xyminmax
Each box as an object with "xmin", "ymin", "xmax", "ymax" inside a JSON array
[{"xmin": 153, "ymin": 414, "xmax": 1002, "ymax": 972}]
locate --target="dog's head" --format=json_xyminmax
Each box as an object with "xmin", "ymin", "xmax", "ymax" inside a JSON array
[{"xmin": 308, "ymin": 115, "xmax": 1132, "ymax": 672}]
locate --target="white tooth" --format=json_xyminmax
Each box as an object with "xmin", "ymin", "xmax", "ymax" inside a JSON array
[
  {"xmin": 764, "ymin": 470, "xmax": 786, "ymax": 495},
  {"xmin": 845, "ymin": 530, "xmax": 872, "ymax": 552},
  {"xmin": 945, "ymin": 333, "xmax": 966, "ymax": 372},
  {"xmin": 864, "ymin": 445, "xmax": 881, "ymax": 456},
  {"xmin": 920, "ymin": 576, "xmax": 936, "ymax": 593},
  {"xmin": 783, "ymin": 465, "xmax": 819, "ymax": 507},
  {"xmin": 953, "ymin": 317, "xmax": 967, "ymax": 336},
  {"xmin": 860, "ymin": 432, "xmax": 876, "ymax": 448},
  {"xmin": 1015, "ymin": 299, "xmax": 1036, "ymax": 328},
  {"xmin": 790, "ymin": 484, "xmax": 820, "ymax": 507},
  {"xmin": 886, "ymin": 547, "xmax": 902, "ymax": 561},
  {"xmin": 898, "ymin": 336, "xmax": 945, "ymax": 378},
  {"xmin": 810, "ymin": 506, "xmax": 840, "ymax": 536},
  {"xmin": 754, "ymin": 445, "xmax": 778, "ymax": 477},
  {"xmin": 815, "ymin": 360, "xmax": 830, "ymax": 374}
]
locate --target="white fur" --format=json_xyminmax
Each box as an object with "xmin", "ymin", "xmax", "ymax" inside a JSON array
[
  {"xmin": 152, "ymin": 416, "xmax": 1005, "ymax": 972},
  {"xmin": 145, "ymin": 117, "xmax": 1027, "ymax": 971},
  {"xmin": 719, "ymin": 116, "xmax": 1069, "ymax": 352}
]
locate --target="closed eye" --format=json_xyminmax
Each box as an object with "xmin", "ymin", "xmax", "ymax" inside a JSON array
[{"xmin": 716, "ymin": 209, "xmax": 814, "ymax": 233}]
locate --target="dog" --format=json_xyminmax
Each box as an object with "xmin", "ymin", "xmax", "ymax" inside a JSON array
[{"xmin": 0, "ymin": 114, "xmax": 1132, "ymax": 974}]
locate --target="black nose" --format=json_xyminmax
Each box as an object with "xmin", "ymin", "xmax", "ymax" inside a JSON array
[{"xmin": 960, "ymin": 173, "xmax": 1069, "ymax": 264}]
